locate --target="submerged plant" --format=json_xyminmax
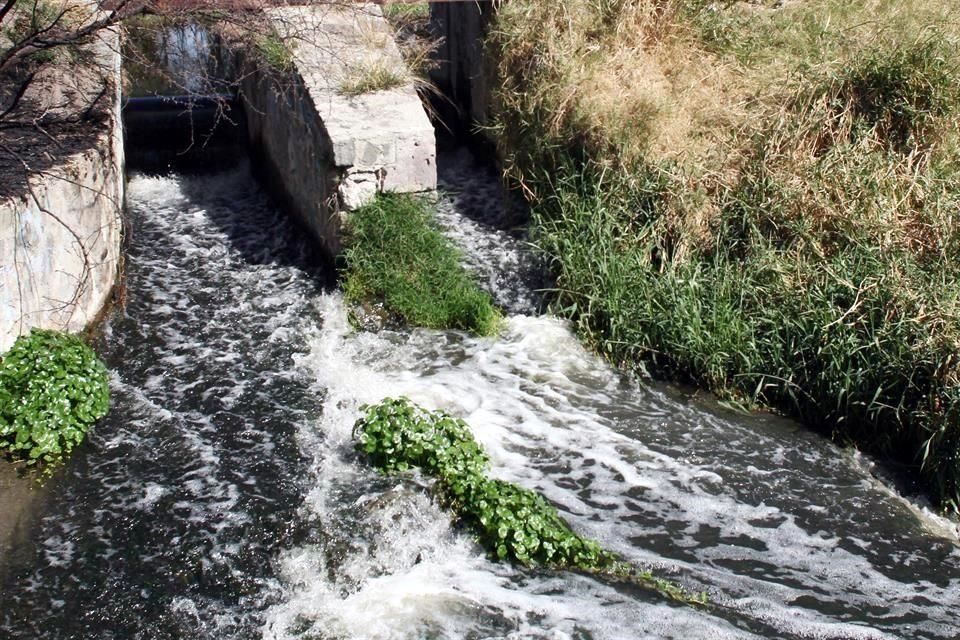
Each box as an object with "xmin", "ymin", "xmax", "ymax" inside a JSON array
[
  {"xmin": 0, "ymin": 329, "xmax": 109, "ymax": 467},
  {"xmin": 354, "ymin": 397, "xmax": 707, "ymax": 604}
]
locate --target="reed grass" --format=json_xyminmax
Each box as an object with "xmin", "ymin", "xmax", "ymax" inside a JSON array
[{"xmin": 488, "ymin": 0, "xmax": 960, "ymax": 512}]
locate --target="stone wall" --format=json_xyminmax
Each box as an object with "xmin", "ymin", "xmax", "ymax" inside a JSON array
[
  {"xmin": 0, "ymin": 29, "xmax": 124, "ymax": 353},
  {"xmin": 227, "ymin": 3, "xmax": 437, "ymax": 258},
  {"xmin": 238, "ymin": 50, "xmax": 342, "ymax": 255}
]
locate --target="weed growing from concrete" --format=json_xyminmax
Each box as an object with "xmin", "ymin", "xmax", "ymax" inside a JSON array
[
  {"xmin": 255, "ymin": 34, "xmax": 292, "ymax": 72},
  {"xmin": 381, "ymin": 1, "xmax": 429, "ymax": 23},
  {"xmin": 338, "ymin": 60, "xmax": 406, "ymax": 97}
]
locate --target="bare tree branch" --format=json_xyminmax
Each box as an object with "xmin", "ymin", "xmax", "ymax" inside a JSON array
[
  {"xmin": 0, "ymin": 0, "xmax": 19, "ymax": 25},
  {"xmin": 0, "ymin": 68, "xmax": 36, "ymax": 120}
]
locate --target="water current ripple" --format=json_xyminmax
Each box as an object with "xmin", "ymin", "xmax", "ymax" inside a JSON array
[
  {"xmin": 0, "ymin": 153, "xmax": 957, "ymax": 640},
  {"xmin": 0, "ymin": 164, "xmax": 328, "ymax": 639}
]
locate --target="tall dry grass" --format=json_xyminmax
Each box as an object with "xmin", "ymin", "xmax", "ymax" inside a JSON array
[{"xmin": 487, "ymin": 0, "xmax": 960, "ymax": 512}]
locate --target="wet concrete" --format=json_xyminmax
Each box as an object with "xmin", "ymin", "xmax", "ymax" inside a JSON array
[{"xmin": 0, "ymin": 462, "xmax": 46, "ymax": 585}]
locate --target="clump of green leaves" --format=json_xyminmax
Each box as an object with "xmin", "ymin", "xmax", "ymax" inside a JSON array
[
  {"xmin": 0, "ymin": 329, "xmax": 109, "ymax": 467},
  {"xmin": 342, "ymin": 193, "xmax": 502, "ymax": 336},
  {"xmin": 354, "ymin": 397, "xmax": 706, "ymax": 604}
]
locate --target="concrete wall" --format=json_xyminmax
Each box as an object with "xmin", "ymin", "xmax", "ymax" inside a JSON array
[
  {"xmin": 430, "ymin": 1, "xmax": 496, "ymax": 135},
  {"xmin": 227, "ymin": 3, "xmax": 437, "ymax": 258},
  {"xmin": 238, "ymin": 51, "xmax": 342, "ymax": 255},
  {"xmin": 0, "ymin": 29, "xmax": 124, "ymax": 353}
]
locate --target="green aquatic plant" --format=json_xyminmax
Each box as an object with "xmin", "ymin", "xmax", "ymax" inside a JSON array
[
  {"xmin": 0, "ymin": 329, "xmax": 109, "ymax": 467},
  {"xmin": 354, "ymin": 396, "xmax": 707, "ymax": 604}
]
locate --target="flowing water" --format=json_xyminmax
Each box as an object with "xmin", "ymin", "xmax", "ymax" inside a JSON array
[{"xmin": 1, "ymin": 152, "xmax": 958, "ymax": 639}]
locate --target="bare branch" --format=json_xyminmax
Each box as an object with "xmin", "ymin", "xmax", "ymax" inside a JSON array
[
  {"xmin": 0, "ymin": 69, "xmax": 36, "ymax": 120},
  {"xmin": 0, "ymin": 0, "xmax": 19, "ymax": 24}
]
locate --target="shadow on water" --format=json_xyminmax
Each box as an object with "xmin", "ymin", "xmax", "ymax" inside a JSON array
[
  {"xmin": 434, "ymin": 147, "xmax": 551, "ymax": 316},
  {"xmin": 123, "ymin": 94, "xmax": 248, "ymax": 176},
  {"xmin": 435, "ymin": 148, "xmax": 530, "ymax": 234},
  {"xmin": 176, "ymin": 168, "xmax": 337, "ymax": 281}
]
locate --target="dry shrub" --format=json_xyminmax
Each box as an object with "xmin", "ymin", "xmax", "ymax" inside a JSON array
[{"xmin": 491, "ymin": 0, "xmax": 740, "ymax": 183}]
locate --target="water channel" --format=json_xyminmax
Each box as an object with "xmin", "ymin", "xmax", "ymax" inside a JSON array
[{"xmin": 0, "ymin": 146, "xmax": 958, "ymax": 638}]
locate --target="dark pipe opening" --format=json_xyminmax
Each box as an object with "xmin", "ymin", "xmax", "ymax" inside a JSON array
[{"xmin": 122, "ymin": 94, "xmax": 246, "ymax": 174}]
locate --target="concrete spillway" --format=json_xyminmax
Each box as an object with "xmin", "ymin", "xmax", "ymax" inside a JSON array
[
  {"xmin": 122, "ymin": 95, "xmax": 244, "ymax": 173},
  {"xmin": 1, "ymin": 2, "xmax": 438, "ymax": 351}
]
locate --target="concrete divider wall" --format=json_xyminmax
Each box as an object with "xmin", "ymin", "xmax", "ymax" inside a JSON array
[
  {"xmin": 237, "ymin": 48, "xmax": 342, "ymax": 255},
  {"xmin": 430, "ymin": 1, "xmax": 496, "ymax": 136},
  {"xmin": 227, "ymin": 3, "xmax": 437, "ymax": 258},
  {"xmin": 0, "ymin": 28, "xmax": 124, "ymax": 354}
]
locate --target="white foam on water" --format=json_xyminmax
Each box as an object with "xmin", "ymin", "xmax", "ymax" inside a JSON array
[
  {"xmin": 1, "ymin": 166, "xmax": 330, "ymax": 639},
  {"xmin": 9, "ymin": 160, "xmax": 955, "ymax": 640},
  {"xmin": 260, "ymin": 289, "xmax": 960, "ymax": 640},
  {"xmin": 262, "ymin": 151, "xmax": 959, "ymax": 639}
]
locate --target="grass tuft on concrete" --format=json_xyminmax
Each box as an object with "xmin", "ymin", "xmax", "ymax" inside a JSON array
[
  {"xmin": 381, "ymin": 1, "xmax": 430, "ymax": 22},
  {"xmin": 487, "ymin": 0, "xmax": 960, "ymax": 513},
  {"xmin": 338, "ymin": 60, "xmax": 407, "ymax": 97},
  {"xmin": 342, "ymin": 193, "xmax": 502, "ymax": 336}
]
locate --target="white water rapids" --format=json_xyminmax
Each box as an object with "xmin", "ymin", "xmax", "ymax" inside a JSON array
[{"xmin": 0, "ymin": 153, "xmax": 957, "ymax": 639}]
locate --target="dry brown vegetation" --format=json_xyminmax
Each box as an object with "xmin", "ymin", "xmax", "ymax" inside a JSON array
[
  {"xmin": 487, "ymin": 0, "xmax": 960, "ymax": 512},
  {"xmin": 492, "ymin": 0, "xmax": 960, "ymax": 254}
]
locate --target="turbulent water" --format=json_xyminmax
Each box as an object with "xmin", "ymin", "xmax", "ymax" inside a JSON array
[{"xmin": 1, "ymin": 152, "xmax": 958, "ymax": 640}]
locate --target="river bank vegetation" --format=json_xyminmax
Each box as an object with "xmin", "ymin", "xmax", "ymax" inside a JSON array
[{"xmin": 486, "ymin": 0, "xmax": 960, "ymax": 513}]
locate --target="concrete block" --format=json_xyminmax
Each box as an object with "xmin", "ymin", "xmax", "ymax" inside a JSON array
[{"xmin": 266, "ymin": 3, "xmax": 436, "ymax": 200}]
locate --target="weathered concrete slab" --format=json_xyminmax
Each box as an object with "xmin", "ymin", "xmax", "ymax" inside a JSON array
[
  {"xmin": 0, "ymin": 27, "xmax": 124, "ymax": 353},
  {"xmin": 431, "ymin": 1, "xmax": 496, "ymax": 135},
  {"xmin": 232, "ymin": 3, "xmax": 436, "ymax": 256},
  {"xmin": 271, "ymin": 4, "xmax": 435, "ymax": 199}
]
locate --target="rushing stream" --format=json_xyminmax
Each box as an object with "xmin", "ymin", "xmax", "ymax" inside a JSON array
[{"xmin": 1, "ymin": 152, "xmax": 958, "ymax": 639}]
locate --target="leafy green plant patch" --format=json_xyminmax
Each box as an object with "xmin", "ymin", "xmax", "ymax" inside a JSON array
[
  {"xmin": 354, "ymin": 396, "xmax": 707, "ymax": 604},
  {"xmin": 0, "ymin": 329, "xmax": 109, "ymax": 467}
]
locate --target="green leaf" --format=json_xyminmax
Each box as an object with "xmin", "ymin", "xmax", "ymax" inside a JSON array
[{"xmin": 0, "ymin": 329, "xmax": 108, "ymax": 471}]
